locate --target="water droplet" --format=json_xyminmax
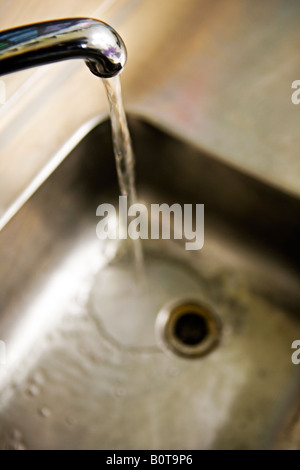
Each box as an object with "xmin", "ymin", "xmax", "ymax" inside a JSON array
[
  {"xmin": 10, "ymin": 429, "xmax": 27, "ymax": 450},
  {"xmin": 12, "ymin": 429, "xmax": 22, "ymax": 440},
  {"xmin": 65, "ymin": 416, "xmax": 76, "ymax": 426},
  {"xmin": 31, "ymin": 371, "xmax": 44, "ymax": 385},
  {"xmin": 114, "ymin": 387, "xmax": 127, "ymax": 398},
  {"xmin": 26, "ymin": 384, "xmax": 40, "ymax": 397},
  {"xmin": 168, "ymin": 367, "xmax": 179, "ymax": 377},
  {"xmin": 13, "ymin": 442, "xmax": 27, "ymax": 450},
  {"xmin": 38, "ymin": 407, "xmax": 51, "ymax": 418}
]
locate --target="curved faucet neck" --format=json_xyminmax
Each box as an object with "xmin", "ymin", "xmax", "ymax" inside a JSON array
[{"xmin": 0, "ymin": 18, "xmax": 127, "ymax": 78}]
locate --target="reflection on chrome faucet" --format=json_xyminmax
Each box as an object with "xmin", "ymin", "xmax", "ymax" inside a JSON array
[{"xmin": 0, "ymin": 18, "xmax": 127, "ymax": 78}]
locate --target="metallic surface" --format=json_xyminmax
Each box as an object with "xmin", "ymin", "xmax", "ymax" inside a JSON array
[
  {"xmin": 0, "ymin": 115, "xmax": 299, "ymax": 449},
  {"xmin": 155, "ymin": 299, "xmax": 222, "ymax": 359},
  {"xmin": 0, "ymin": 17, "xmax": 127, "ymax": 78}
]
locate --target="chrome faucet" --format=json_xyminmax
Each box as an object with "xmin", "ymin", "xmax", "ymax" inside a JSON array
[{"xmin": 0, "ymin": 17, "xmax": 127, "ymax": 78}]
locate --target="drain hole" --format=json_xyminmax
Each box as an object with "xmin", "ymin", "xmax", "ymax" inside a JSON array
[
  {"xmin": 156, "ymin": 299, "xmax": 221, "ymax": 359},
  {"xmin": 174, "ymin": 313, "xmax": 208, "ymax": 345}
]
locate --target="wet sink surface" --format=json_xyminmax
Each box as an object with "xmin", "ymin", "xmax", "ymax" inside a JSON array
[{"xmin": 0, "ymin": 115, "xmax": 300, "ymax": 450}]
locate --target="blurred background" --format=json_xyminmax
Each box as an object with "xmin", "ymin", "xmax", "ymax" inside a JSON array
[{"xmin": 1, "ymin": 0, "xmax": 300, "ymax": 217}]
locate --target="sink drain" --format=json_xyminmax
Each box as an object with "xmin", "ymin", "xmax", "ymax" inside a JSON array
[{"xmin": 155, "ymin": 299, "xmax": 221, "ymax": 358}]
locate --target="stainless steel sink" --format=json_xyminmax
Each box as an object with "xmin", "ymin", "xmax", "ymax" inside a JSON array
[{"xmin": 0, "ymin": 114, "xmax": 300, "ymax": 450}]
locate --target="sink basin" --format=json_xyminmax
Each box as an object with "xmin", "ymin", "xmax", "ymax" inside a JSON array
[{"xmin": 0, "ymin": 114, "xmax": 300, "ymax": 450}]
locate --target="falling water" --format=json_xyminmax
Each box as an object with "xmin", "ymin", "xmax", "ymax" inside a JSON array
[
  {"xmin": 102, "ymin": 76, "xmax": 136, "ymax": 206},
  {"xmin": 102, "ymin": 76, "xmax": 144, "ymax": 274}
]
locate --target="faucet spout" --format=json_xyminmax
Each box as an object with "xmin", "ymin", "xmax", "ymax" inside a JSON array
[{"xmin": 0, "ymin": 18, "xmax": 127, "ymax": 78}]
